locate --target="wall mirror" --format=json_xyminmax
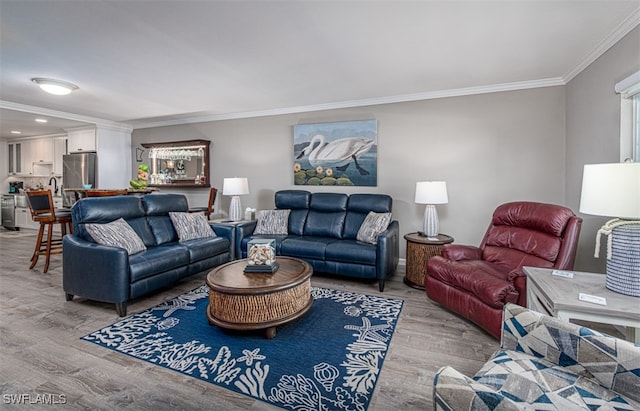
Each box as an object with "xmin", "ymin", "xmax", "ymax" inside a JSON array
[{"xmin": 141, "ymin": 139, "xmax": 210, "ymax": 187}]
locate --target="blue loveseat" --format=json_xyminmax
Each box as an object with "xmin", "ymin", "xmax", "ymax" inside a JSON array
[
  {"xmin": 63, "ymin": 194, "xmax": 234, "ymax": 316},
  {"xmin": 235, "ymin": 190, "xmax": 399, "ymax": 291}
]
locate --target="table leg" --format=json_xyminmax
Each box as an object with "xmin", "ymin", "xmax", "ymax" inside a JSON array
[{"xmin": 265, "ymin": 327, "xmax": 276, "ymax": 339}]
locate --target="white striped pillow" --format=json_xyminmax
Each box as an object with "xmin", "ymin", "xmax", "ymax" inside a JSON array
[
  {"xmin": 254, "ymin": 210, "xmax": 290, "ymax": 235},
  {"xmin": 356, "ymin": 212, "xmax": 392, "ymax": 244},
  {"xmin": 169, "ymin": 212, "xmax": 216, "ymax": 242},
  {"xmin": 85, "ymin": 218, "xmax": 147, "ymax": 255}
]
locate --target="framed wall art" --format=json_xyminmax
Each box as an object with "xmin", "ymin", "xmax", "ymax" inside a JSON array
[{"xmin": 293, "ymin": 119, "xmax": 378, "ymax": 187}]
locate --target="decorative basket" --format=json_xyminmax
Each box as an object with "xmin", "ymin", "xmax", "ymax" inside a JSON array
[{"xmin": 605, "ymin": 225, "xmax": 640, "ymax": 297}]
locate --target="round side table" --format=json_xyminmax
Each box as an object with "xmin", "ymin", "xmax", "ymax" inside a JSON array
[{"xmin": 404, "ymin": 233, "xmax": 454, "ymax": 289}]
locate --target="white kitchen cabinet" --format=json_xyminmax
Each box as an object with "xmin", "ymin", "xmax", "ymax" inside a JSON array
[
  {"xmin": 15, "ymin": 207, "xmax": 38, "ymax": 230},
  {"xmin": 53, "ymin": 137, "xmax": 67, "ymax": 175},
  {"xmin": 7, "ymin": 142, "xmax": 22, "ymax": 174},
  {"xmin": 31, "ymin": 138, "xmax": 55, "ymax": 164},
  {"xmin": 20, "ymin": 140, "xmax": 32, "ymax": 175},
  {"xmin": 67, "ymin": 127, "xmax": 96, "ymax": 153}
]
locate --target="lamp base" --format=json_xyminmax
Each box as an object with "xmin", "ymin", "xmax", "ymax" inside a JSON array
[
  {"xmin": 229, "ymin": 196, "xmax": 243, "ymax": 222},
  {"xmin": 605, "ymin": 224, "xmax": 640, "ymax": 297},
  {"xmin": 422, "ymin": 204, "xmax": 440, "ymax": 241}
]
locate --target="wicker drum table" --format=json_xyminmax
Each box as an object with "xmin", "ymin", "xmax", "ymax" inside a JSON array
[
  {"xmin": 206, "ymin": 256, "xmax": 313, "ymax": 339},
  {"xmin": 404, "ymin": 233, "xmax": 453, "ymax": 289}
]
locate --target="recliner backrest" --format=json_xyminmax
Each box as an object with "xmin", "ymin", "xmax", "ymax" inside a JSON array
[
  {"xmin": 142, "ymin": 194, "xmax": 189, "ymax": 245},
  {"xmin": 343, "ymin": 194, "xmax": 393, "ymax": 239},
  {"xmin": 304, "ymin": 193, "xmax": 348, "ymax": 238},
  {"xmin": 275, "ymin": 190, "xmax": 311, "ymax": 236},
  {"xmin": 480, "ymin": 202, "xmax": 582, "ymax": 272}
]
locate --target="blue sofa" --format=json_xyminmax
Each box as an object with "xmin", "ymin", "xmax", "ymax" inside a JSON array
[
  {"xmin": 63, "ymin": 194, "xmax": 234, "ymax": 316},
  {"xmin": 235, "ymin": 190, "xmax": 399, "ymax": 291}
]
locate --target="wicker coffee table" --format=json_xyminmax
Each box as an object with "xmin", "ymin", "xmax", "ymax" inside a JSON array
[{"xmin": 205, "ymin": 256, "xmax": 313, "ymax": 338}]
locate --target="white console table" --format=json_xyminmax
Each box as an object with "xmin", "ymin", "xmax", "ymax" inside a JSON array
[{"xmin": 524, "ymin": 266, "xmax": 640, "ymax": 343}]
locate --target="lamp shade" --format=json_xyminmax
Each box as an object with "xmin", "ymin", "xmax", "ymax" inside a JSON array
[
  {"xmin": 579, "ymin": 163, "xmax": 640, "ymax": 219},
  {"xmin": 415, "ymin": 181, "xmax": 448, "ymax": 204},
  {"xmin": 222, "ymin": 178, "xmax": 249, "ymax": 196}
]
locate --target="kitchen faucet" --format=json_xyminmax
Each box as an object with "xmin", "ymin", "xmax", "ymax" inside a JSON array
[{"xmin": 48, "ymin": 176, "xmax": 59, "ymax": 195}]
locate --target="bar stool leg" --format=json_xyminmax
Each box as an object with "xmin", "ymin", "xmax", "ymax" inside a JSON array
[
  {"xmin": 43, "ymin": 222, "xmax": 54, "ymax": 273},
  {"xmin": 30, "ymin": 222, "xmax": 45, "ymax": 268}
]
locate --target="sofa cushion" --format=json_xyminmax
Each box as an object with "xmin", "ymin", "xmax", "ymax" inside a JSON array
[
  {"xmin": 356, "ymin": 211, "xmax": 392, "ymax": 244},
  {"xmin": 280, "ymin": 237, "xmax": 333, "ymax": 260},
  {"xmin": 85, "ymin": 218, "xmax": 147, "ymax": 255},
  {"xmin": 325, "ymin": 240, "xmax": 376, "ymax": 265},
  {"xmin": 344, "ymin": 194, "xmax": 393, "ymax": 238},
  {"xmin": 303, "ymin": 193, "xmax": 348, "ymax": 238},
  {"xmin": 169, "ymin": 212, "xmax": 216, "ymax": 242},
  {"xmin": 129, "ymin": 243, "xmax": 190, "ymax": 282},
  {"xmin": 183, "ymin": 236, "xmax": 230, "ymax": 263},
  {"xmin": 254, "ymin": 209, "xmax": 290, "ymax": 235},
  {"xmin": 275, "ymin": 190, "xmax": 310, "ymax": 236},
  {"xmin": 71, "ymin": 196, "xmax": 147, "ymax": 241},
  {"xmin": 147, "ymin": 216, "xmax": 179, "ymax": 245}
]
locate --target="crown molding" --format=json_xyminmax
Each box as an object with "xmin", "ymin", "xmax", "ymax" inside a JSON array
[
  {"xmin": 0, "ymin": 100, "xmax": 133, "ymax": 133},
  {"xmin": 133, "ymin": 77, "xmax": 565, "ymax": 130},
  {"xmin": 563, "ymin": 7, "xmax": 640, "ymax": 83}
]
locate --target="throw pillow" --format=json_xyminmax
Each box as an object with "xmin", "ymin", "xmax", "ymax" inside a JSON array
[
  {"xmin": 254, "ymin": 209, "xmax": 291, "ymax": 235},
  {"xmin": 85, "ymin": 218, "xmax": 147, "ymax": 255},
  {"xmin": 169, "ymin": 212, "xmax": 216, "ymax": 242},
  {"xmin": 356, "ymin": 212, "xmax": 392, "ymax": 244}
]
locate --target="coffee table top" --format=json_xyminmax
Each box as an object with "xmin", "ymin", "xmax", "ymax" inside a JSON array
[
  {"xmin": 207, "ymin": 256, "xmax": 312, "ymax": 295},
  {"xmin": 524, "ymin": 266, "xmax": 640, "ymax": 321}
]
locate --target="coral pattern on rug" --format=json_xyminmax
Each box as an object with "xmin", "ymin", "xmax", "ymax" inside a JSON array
[{"xmin": 83, "ymin": 286, "xmax": 403, "ymax": 410}]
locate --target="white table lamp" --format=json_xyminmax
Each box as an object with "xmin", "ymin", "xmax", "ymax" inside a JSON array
[
  {"xmin": 579, "ymin": 162, "xmax": 640, "ymax": 296},
  {"xmin": 223, "ymin": 177, "xmax": 249, "ymax": 222},
  {"xmin": 415, "ymin": 181, "xmax": 448, "ymax": 240}
]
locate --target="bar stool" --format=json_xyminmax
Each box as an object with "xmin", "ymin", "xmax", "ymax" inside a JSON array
[
  {"xmin": 25, "ymin": 189, "xmax": 73, "ymax": 273},
  {"xmin": 188, "ymin": 187, "xmax": 217, "ymax": 219}
]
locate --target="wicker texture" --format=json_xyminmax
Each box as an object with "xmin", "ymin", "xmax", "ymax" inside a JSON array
[
  {"xmin": 209, "ymin": 280, "xmax": 311, "ymax": 324},
  {"xmin": 406, "ymin": 242, "xmax": 444, "ymax": 287}
]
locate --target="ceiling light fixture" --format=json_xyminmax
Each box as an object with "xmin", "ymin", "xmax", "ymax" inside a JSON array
[
  {"xmin": 31, "ymin": 77, "xmax": 78, "ymax": 95},
  {"xmin": 35, "ymin": 118, "xmax": 48, "ymax": 123},
  {"xmin": 10, "ymin": 130, "xmax": 22, "ymax": 134}
]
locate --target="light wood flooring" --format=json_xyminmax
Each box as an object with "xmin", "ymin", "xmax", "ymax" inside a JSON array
[{"xmin": 0, "ymin": 228, "xmax": 499, "ymax": 410}]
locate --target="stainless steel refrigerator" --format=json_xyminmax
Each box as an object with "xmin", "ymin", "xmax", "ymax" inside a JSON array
[{"xmin": 63, "ymin": 153, "xmax": 96, "ymax": 207}]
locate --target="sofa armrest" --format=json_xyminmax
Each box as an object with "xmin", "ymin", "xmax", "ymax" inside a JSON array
[
  {"xmin": 233, "ymin": 220, "xmax": 258, "ymax": 259},
  {"xmin": 433, "ymin": 366, "xmax": 520, "ymax": 410},
  {"xmin": 501, "ymin": 303, "xmax": 640, "ymax": 402},
  {"xmin": 376, "ymin": 220, "xmax": 399, "ymax": 281},
  {"xmin": 210, "ymin": 223, "xmax": 237, "ymax": 260},
  {"xmin": 62, "ymin": 235, "xmax": 130, "ymax": 304},
  {"xmin": 441, "ymin": 244, "xmax": 482, "ymax": 261}
]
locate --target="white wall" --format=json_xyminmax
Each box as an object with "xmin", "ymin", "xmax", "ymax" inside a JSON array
[
  {"xmin": 566, "ymin": 25, "xmax": 640, "ymax": 272},
  {"xmin": 133, "ymin": 86, "xmax": 567, "ymax": 259}
]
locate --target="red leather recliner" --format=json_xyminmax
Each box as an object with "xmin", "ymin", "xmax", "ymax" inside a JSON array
[{"xmin": 425, "ymin": 201, "xmax": 582, "ymax": 339}]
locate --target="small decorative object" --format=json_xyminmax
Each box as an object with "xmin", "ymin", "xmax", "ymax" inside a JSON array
[
  {"xmin": 415, "ymin": 181, "xmax": 448, "ymax": 240},
  {"xmin": 580, "ymin": 162, "xmax": 640, "ymax": 296},
  {"xmin": 245, "ymin": 207, "xmax": 256, "ymax": 221},
  {"xmin": 82, "ymin": 184, "xmax": 92, "ymax": 189},
  {"xmin": 223, "ymin": 177, "xmax": 249, "ymax": 221},
  {"xmin": 244, "ymin": 238, "xmax": 278, "ymax": 273},
  {"xmin": 130, "ymin": 164, "xmax": 149, "ymax": 189}
]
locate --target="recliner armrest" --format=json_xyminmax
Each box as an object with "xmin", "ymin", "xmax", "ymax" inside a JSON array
[{"xmin": 441, "ymin": 244, "xmax": 482, "ymax": 261}]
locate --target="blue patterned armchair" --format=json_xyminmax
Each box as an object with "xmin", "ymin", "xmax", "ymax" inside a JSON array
[{"xmin": 433, "ymin": 303, "xmax": 640, "ymax": 410}]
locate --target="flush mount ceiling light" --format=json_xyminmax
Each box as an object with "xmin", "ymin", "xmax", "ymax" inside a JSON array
[{"xmin": 31, "ymin": 77, "xmax": 78, "ymax": 95}]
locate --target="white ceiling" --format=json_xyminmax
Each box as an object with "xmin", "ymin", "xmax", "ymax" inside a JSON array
[{"xmin": 1, "ymin": 0, "xmax": 639, "ymax": 138}]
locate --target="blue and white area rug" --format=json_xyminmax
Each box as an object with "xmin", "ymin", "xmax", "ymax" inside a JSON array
[{"xmin": 82, "ymin": 286, "xmax": 404, "ymax": 410}]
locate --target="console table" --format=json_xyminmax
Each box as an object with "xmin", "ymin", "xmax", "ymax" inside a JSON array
[{"xmin": 524, "ymin": 266, "xmax": 640, "ymax": 343}]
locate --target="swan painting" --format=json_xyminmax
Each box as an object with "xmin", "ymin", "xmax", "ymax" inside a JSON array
[
  {"xmin": 296, "ymin": 134, "xmax": 375, "ymax": 175},
  {"xmin": 293, "ymin": 119, "xmax": 378, "ymax": 186}
]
